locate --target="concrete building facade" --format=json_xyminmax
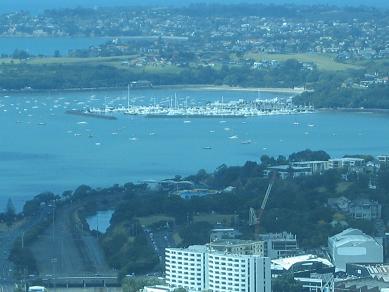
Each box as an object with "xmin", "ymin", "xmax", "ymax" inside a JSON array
[
  {"xmin": 378, "ymin": 155, "xmax": 389, "ymax": 167},
  {"xmin": 327, "ymin": 197, "xmax": 382, "ymax": 220},
  {"xmin": 291, "ymin": 160, "xmax": 329, "ymax": 174},
  {"xmin": 328, "ymin": 157, "xmax": 365, "ymax": 171},
  {"xmin": 258, "ymin": 232, "xmax": 299, "ymax": 259},
  {"xmin": 348, "ymin": 199, "xmax": 382, "ymax": 220},
  {"xmin": 328, "ymin": 228, "xmax": 383, "ymax": 271},
  {"xmin": 165, "ymin": 243, "xmax": 271, "ymax": 292},
  {"xmin": 210, "ymin": 228, "xmax": 241, "ymax": 242},
  {"xmin": 165, "ymin": 245, "xmax": 207, "ymax": 291},
  {"xmin": 207, "ymin": 253, "xmax": 271, "ymax": 292}
]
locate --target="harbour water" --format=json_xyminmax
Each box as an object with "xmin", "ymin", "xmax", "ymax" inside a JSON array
[
  {"xmin": 86, "ymin": 210, "xmax": 114, "ymax": 233},
  {"xmin": 1, "ymin": 87, "xmax": 389, "ymax": 211},
  {"xmin": 0, "ymin": 0, "xmax": 387, "ymax": 13}
]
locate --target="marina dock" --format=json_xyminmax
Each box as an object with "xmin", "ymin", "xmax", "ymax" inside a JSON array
[{"xmin": 87, "ymin": 97, "xmax": 314, "ymax": 118}]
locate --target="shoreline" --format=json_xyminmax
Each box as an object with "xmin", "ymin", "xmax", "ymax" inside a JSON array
[
  {"xmin": 154, "ymin": 84, "xmax": 306, "ymax": 94},
  {"xmin": 3, "ymin": 84, "xmax": 306, "ymax": 94},
  {"xmin": 319, "ymin": 107, "xmax": 389, "ymax": 114}
]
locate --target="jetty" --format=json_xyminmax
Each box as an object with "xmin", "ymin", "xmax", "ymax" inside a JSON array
[{"xmin": 65, "ymin": 110, "xmax": 117, "ymax": 120}]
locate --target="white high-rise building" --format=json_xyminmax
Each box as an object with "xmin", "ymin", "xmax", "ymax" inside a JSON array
[
  {"xmin": 207, "ymin": 252, "xmax": 271, "ymax": 292},
  {"xmin": 165, "ymin": 243, "xmax": 271, "ymax": 292},
  {"xmin": 165, "ymin": 245, "xmax": 207, "ymax": 291}
]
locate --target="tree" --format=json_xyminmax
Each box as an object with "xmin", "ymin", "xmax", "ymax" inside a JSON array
[
  {"xmin": 5, "ymin": 198, "xmax": 16, "ymax": 226},
  {"xmin": 272, "ymin": 274, "xmax": 303, "ymax": 292},
  {"xmin": 122, "ymin": 276, "xmax": 163, "ymax": 292},
  {"xmin": 5, "ymin": 198, "xmax": 15, "ymax": 216},
  {"xmin": 260, "ymin": 155, "xmax": 276, "ymax": 167},
  {"xmin": 12, "ymin": 49, "xmax": 30, "ymax": 60},
  {"xmin": 289, "ymin": 149, "xmax": 330, "ymax": 162}
]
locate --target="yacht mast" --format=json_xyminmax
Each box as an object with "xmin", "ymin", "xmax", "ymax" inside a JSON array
[{"xmin": 127, "ymin": 84, "xmax": 130, "ymax": 110}]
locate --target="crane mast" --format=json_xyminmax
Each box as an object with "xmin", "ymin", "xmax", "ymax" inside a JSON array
[{"xmin": 249, "ymin": 172, "xmax": 277, "ymax": 235}]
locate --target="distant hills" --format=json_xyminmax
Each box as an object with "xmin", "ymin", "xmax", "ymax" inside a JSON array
[{"xmin": 0, "ymin": 0, "xmax": 388, "ymax": 13}]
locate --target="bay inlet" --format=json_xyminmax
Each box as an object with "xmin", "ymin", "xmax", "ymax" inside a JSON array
[{"xmin": 1, "ymin": 87, "xmax": 389, "ymax": 211}]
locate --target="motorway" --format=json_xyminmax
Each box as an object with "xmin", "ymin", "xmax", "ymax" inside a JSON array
[
  {"xmin": 30, "ymin": 202, "xmax": 114, "ymax": 277},
  {"xmin": 144, "ymin": 228, "xmax": 176, "ymax": 268},
  {"xmin": 0, "ymin": 205, "xmax": 51, "ymax": 291}
]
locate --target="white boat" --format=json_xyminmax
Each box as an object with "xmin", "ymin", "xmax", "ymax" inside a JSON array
[
  {"xmin": 241, "ymin": 140, "xmax": 252, "ymax": 144},
  {"xmin": 229, "ymin": 135, "xmax": 238, "ymax": 139}
]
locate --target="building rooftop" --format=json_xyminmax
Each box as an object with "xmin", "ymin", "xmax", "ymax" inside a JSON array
[
  {"xmin": 143, "ymin": 285, "xmax": 172, "ymax": 292},
  {"xmin": 259, "ymin": 231, "xmax": 297, "ymax": 240},
  {"xmin": 167, "ymin": 245, "xmax": 207, "ymax": 253},
  {"xmin": 363, "ymin": 264, "xmax": 389, "ymax": 282},
  {"xmin": 329, "ymin": 228, "xmax": 381, "ymax": 248},
  {"xmin": 209, "ymin": 239, "xmax": 260, "ymax": 246},
  {"xmin": 337, "ymin": 278, "xmax": 389, "ymax": 290},
  {"xmin": 292, "ymin": 160, "xmax": 328, "ymax": 164},
  {"xmin": 330, "ymin": 157, "xmax": 365, "ymax": 162},
  {"xmin": 350, "ymin": 198, "xmax": 380, "ymax": 206},
  {"xmin": 211, "ymin": 228, "xmax": 236, "ymax": 232},
  {"xmin": 271, "ymin": 254, "xmax": 333, "ymax": 271},
  {"xmin": 268, "ymin": 165, "xmax": 311, "ymax": 171}
]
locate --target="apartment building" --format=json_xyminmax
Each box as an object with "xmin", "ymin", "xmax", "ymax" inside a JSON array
[
  {"xmin": 258, "ymin": 232, "xmax": 299, "ymax": 259},
  {"xmin": 328, "ymin": 157, "xmax": 365, "ymax": 170},
  {"xmin": 291, "ymin": 160, "xmax": 329, "ymax": 174},
  {"xmin": 378, "ymin": 155, "xmax": 389, "ymax": 167},
  {"xmin": 165, "ymin": 245, "xmax": 207, "ymax": 291},
  {"xmin": 207, "ymin": 253, "xmax": 271, "ymax": 292},
  {"xmin": 165, "ymin": 242, "xmax": 271, "ymax": 292}
]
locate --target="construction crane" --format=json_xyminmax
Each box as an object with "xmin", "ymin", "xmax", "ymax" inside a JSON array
[{"xmin": 249, "ymin": 171, "xmax": 277, "ymax": 236}]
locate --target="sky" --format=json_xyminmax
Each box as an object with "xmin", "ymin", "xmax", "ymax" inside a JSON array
[{"xmin": 0, "ymin": 0, "xmax": 388, "ymax": 13}]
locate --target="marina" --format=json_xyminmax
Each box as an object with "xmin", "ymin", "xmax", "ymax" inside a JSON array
[{"xmin": 87, "ymin": 96, "xmax": 314, "ymax": 118}]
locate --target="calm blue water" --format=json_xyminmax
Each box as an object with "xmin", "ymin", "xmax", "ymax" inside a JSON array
[
  {"xmin": 0, "ymin": 0, "xmax": 387, "ymax": 13},
  {"xmin": 1, "ymin": 87, "xmax": 389, "ymax": 212},
  {"xmin": 86, "ymin": 210, "xmax": 114, "ymax": 233},
  {"xmin": 0, "ymin": 37, "xmax": 112, "ymax": 56}
]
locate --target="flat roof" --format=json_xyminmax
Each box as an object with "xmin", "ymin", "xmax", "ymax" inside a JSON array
[
  {"xmin": 292, "ymin": 161, "xmax": 328, "ymax": 164},
  {"xmin": 330, "ymin": 157, "xmax": 365, "ymax": 161},
  {"xmin": 167, "ymin": 245, "xmax": 207, "ymax": 253},
  {"xmin": 211, "ymin": 228, "xmax": 236, "ymax": 232},
  {"xmin": 329, "ymin": 229, "xmax": 380, "ymax": 247},
  {"xmin": 271, "ymin": 254, "xmax": 333, "ymax": 271},
  {"xmin": 209, "ymin": 239, "xmax": 261, "ymax": 246}
]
